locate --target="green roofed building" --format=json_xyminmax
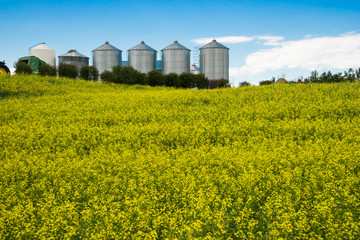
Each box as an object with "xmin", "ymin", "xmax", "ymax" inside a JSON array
[{"xmin": 18, "ymin": 56, "xmax": 46, "ymax": 74}]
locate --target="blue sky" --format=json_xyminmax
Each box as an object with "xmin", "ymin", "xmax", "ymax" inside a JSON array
[{"xmin": 1, "ymin": 0, "xmax": 359, "ymax": 85}]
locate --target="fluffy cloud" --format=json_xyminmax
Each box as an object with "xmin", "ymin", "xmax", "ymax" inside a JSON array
[{"xmin": 239, "ymin": 33, "xmax": 360, "ymax": 75}]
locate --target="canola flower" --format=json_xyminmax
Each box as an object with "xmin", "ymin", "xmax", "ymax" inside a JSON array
[{"xmin": 0, "ymin": 75, "xmax": 360, "ymax": 239}]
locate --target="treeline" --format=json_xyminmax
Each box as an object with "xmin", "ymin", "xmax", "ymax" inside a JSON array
[
  {"xmin": 257, "ymin": 68, "xmax": 360, "ymax": 85},
  {"xmin": 15, "ymin": 62, "xmax": 99, "ymax": 81},
  {"xmin": 15, "ymin": 62, "xmax": 210, "ymax": 89},
  {"xmin": 302, "ymin": 68, "xmax": 360, "ymax": 83},
  {"xmin": 100, "ymin": 66, "xmax": 209, "ymax": 89}
]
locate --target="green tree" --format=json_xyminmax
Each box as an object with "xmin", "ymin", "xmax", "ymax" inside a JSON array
[
  {"xmin": 15, "ymin": 61, "xmax": 32, "ymax": 75},
  {"xmin": 58, "ymin": 63, "xmax": 78, "ymax": 79},
  {"xmin": 259, "ymin": 80, "xmax": 274, "ymax": 85},
  {"xmin": 89, "ymin": 66, "xmax": 99, "ymax": 81},
  {"xmin": 180, "ymin": 72, "xmax": 195, "ymax": 88},
  {"xmin": 80, "ymin": 66, "xmax": 91, "ymax": 80},
  {"xmin": 164, "ymin": 73, "xmax": 181, "ymax": 88},
  {"xmin": 195, "ymin": 74, "xmax": 209, "ymax": 89},
  {"xmin": 100, "ymin": 70, "xmax": 114, "ymax": 82},
  {"xmin": 239, "ymin": 81, "xmax": 251, "ymax": 87},
  {"xmin": 217, "ymin": 78, "xmax": 230, "ymax": 88},
  {"xmin": 38, "ymin": 64, "xmax": 57, "ymax": 76},
  {"xmin": 147, "ymin": 70, "xmax": 164, "ymax": 86}
]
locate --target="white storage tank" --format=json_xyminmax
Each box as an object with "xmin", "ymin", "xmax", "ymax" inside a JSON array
[
  {"xmin": 200, "ymin": 39, "xmax": 229, "ymax": 81},
  {"xmin": 29, "ymin": 43, "xmax": 56, "ymax": 67},
  {"xmin": 128, "ymin": 41, "xmax": 157, "ymax": 73},
  {"xmin": 58, "ymin": 50, "xmax": 89, "ymax": 71},
  {"xmin": 92, "ymin": 41, "xmax": 122, "ymax": 74},
  {"xmin": 161, "ymin": 41, "xmax": 190, "ymax": 75}
]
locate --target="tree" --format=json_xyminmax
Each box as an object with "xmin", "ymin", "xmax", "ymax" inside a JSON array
[
  {"xmin": 180, "ymin": 72, "xmax": 195, "ymax": 88},
  {"xmin": 147, "ymin": 70, "xmax": 164, "ymax": 86},
  {"xmin": 259, "ymin": 80, "xmax": 273, "ymax": 85},
  {"xmin": 15, "ymin": 61, "xmax": 32, "ymax": 75},
  {"xmin": 80, "ymin": 66, "xmax": 91, "ymax": 80},
  {"xmin": 38, "ymin": 64, "xmax": 57, "ymax": 76},
  {"xmin": 164, "ymin": 73, "xmax": 181, "ymax": 88},
  {"xmin": 89, "ymin": 66, "xmax": 99, "ymax": 81},
  {"xmin": 100, "ymin": 70, "xmax": 114, "ymax": 82},
  {"xmin": 239, "ymin": 81, "xmax": 251, "ymax": 87},
  {"xmin": 58, "ymin": 63, "xmax": 78, "ymax": 79},
  {"xmin": 217, "ymin": 78, "xmax": 230, "ymax": 88},
  {"xmin": 195, "ymin": 74, "xmax": 209, "ymax": 89}
]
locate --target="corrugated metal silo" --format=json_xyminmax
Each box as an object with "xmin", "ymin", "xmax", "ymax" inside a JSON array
[
  {"xmin": 29, "ymin": 43, "xmax": 56, "ymax": 67},
  {"xmin": 92, "ymin": 41, "xmax": 122, "ymax": 74},
  {"xmin": 161, "ymin": 41, "xmax": 190, "ymax": 75},
  {"xmin": 200, "ymin": 39, "xmax": 229, "ymax": 81},
  {"xmin": 58, "ymin": 50, "xmax": 89, "ymax": 71},
  {"xmin": 128, "ymin": 41, "xmax": 157, "ymax": 73}
]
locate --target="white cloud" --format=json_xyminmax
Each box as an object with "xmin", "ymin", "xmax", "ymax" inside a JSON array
[
  {"xmin": 256, "ymin": 36, "xmax": 284, "ymax": 46},
  {"xmin": 192, "ymin": 36, "xmax": 254, "ymax": 45},
  {"xmin": 238, "ymin": 33, "xmax": 360, "ymax": 76}
]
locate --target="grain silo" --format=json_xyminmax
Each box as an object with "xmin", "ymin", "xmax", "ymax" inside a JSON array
[
  {"xmin": 128, "ymin": 41, "xmax": 157, "ymax": 73},
  {"xmin": 161, "ymin": 41, "xmax": 190, "ymax": 75},
  {"xmin": 200, "ymin": 39, "xmax": 229, "ymax": 81},
  {"xmin": 58, "ymin": 50, "xmax": 89, "ymax": 71},
  {"xmin": 92, "ymin": 41, "xmax": 122, "ymax": 74},
  {"xmin": 29, "ymin": 43, "xmax": 56, "ymax": 67}
]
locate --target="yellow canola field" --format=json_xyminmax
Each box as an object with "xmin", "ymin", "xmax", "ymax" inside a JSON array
[{"xmin": 0, "ymin": 75, "xmax": 360, "ymax": 239}]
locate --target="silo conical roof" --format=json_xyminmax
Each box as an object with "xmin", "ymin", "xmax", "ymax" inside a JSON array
[
  {"xmin": 200, "ymin": 39, "xmax": 229, "ymax": 50},
  {"xmin": 129, "ymin": 41, "xmax": 157, "ymax": 51},
  {"xmin": 162, "ymin": 41, "xmax": 190, "ymax": 51},
  {"xmin": 30, "ymin": 43, "xmax": 55, "ymax": 51},
  {"xmin": 93, "ymin": 41, "xmax": 122, "ymax": 52},
  {"xmin": 60, "ymin": 50, "xmax": 89, "ymax": 58}
]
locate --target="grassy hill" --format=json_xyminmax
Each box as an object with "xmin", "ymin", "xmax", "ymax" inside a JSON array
[{"xmin": 1, "ymin": 75, "xmax": 360, "ymax": 239}]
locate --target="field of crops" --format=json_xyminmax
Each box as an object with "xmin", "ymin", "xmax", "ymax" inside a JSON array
[{"xmin": 1, "ymin": 75, "xmax": 360, "ymax": 239}]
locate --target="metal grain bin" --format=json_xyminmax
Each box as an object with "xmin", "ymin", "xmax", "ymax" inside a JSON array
[
  {"xmin": 128, "ymin": 41, "xmax": 157, "ymax": 73},
  {"xmin": 58, "ymin": 50, "xmax": 89, "ymax": 71},
  {"xmin": 92, "ymin": 41, "xmax": 122, "ymax": 74},
  {"xmin": 200, "ymin": 39, "xmax": 229, "ymax": 81},
  {"xmin": 161, "ymin": 41, "xmax": 190, "ymax": 75},
  {"xmin": 29, "ymin": 43, "xmax": 56, "ymax": 67}
]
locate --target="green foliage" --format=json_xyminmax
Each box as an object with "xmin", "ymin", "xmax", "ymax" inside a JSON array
[
  {"xmin": 89, "ymin": 66, "xmax": 99, "ymax": 81},
  {"xmin": 217, "ymin": 78, "xmax": 230, "ymax": 88},
  {"xmin": 58, "ymin": 63, "xmax": 78, "ymax": 79},
  {"xmin": 100, "ymin": 70, "xmax": 115, "ymax": 83},
  {"xmin": 15, "ymin": 61, "xmax": 32, "ymax": 75},
  {"xmin": 147, "ymin": 70, "xmax": 164, "ymax": 86},
  {"xmin": 1, "ymin": 75, "xmax": 360, "ymax": 238},
  {"xmin": 38, "ymin": 64, "xmax": 57, "ymax": 76},
  {"xmin": 180, "ymin": 72, "xmax": 195, "ymax": 88},
  {"xmin": 239, "ymin": 81, "xmax": 251, "ymax": 87},
  {"xmin": 110, "ymin": 65, "xmax": 145, "ymax": 85},
  {"xmin": 164, "ymin": 73, "xmax": 181, "ymax": 88},
  {"xmin": 194, "ymin": 73, "xmax": 209, "ymax": 89},
  {"xmin": 80, "ymin": 66, "xmax": 98, "ymax": 81},
  {"xmin": 259, "ymin": 80, "xmax": 274, "ymax": 85},
  {"xmin": 80, "ymin": 66, "xmax": 91, "ymax": 80}
]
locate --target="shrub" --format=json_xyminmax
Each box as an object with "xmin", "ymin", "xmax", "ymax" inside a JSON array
[
  {"xmin": 164, "ymin": 73, "xmax": 181, "ymax": 88},
  {"xmin": 100, "ymin": 70, "xmax": 114, "ymax": 83},
  {"xmin": 180, "ymin": 72, "xmax": 195, "ymax": 89},
  {"xmin": 80, "ymin": 66, "xmax": 91, "ymax": 80},
  {"xmin": 148, "ymin": 70, "xmax": 164, "ymax": 86},
  {"xmin": 89, "ymin": 66, "xmax": 99, "ymax": 81},
  {"xmin": 195, "ymin": 74, "xmax": 209, "ymax": 89},
  {"xmin": 217, "ymin": 78, "xmax": 230, "ymax": 88},
  {"xmin": 259, "ymin": 80, "xmax": 274, "ymax": 85},
  {"xmin": 239, "ymin": 81, "xmax": 251, "ymax": 87},
  {"xmin": 15, "ymin": 61, "xmax": 32, "ymax": 75},
  {"xmin": 58, "ymin": 63, "xmax": 78, "ymax": 79},
  {"xmin": 38, "ymin": 64, "xmax": 57, "ymax": 76}
]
